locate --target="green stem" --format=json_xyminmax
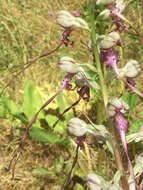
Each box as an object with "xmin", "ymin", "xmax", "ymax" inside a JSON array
[
  {"xmin": 90, "ymin": 2, "xmax": 129, "ymax": 189},
  {"xmin": 91, "ymin": 23, "xmax": 108, "ymax": 107}
]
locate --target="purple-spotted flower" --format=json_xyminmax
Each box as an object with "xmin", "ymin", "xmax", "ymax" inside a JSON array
[
  {"xmin": 100, "ymin": 48, "xmax": 120, "ymax": 77},
  {"xmin": 108, "ymin": 98, "xmax": 136, "ymax": 186},
  {"xmin": 98, "ymin": 32, "xmax": 121, "ymax": 77}
]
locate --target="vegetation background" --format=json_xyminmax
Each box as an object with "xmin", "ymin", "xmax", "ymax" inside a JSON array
[{"xmin": 0, "ymin": 0, "xmax": 143, "ymax": 190}]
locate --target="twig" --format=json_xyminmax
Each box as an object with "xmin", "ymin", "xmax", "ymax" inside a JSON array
[
  {"xmin": 52, "ymin": 98, "xmax": 81, "ymax": 128},
  {"xmin": 60, "ymin": 145, "xmax": 79, "ymax": 190}
]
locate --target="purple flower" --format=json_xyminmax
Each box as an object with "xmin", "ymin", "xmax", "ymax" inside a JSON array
[
  {"xmin": 49, "ymin": 10, "xmax": 54, "ymax": 16},
  {"xmin": 42, "ymin": 26, "xmax": 47, "ymax": 31},
  {"xmin": 72, "ymin": 10, "xmax": 80, "ymax": 17},
  {"xmin": 115, "ymin": 112, "xmax": 128, "ymax": 134},
  {"xmin": 100, "ymin": 48, "xmax": 120, "ymax": 77}
]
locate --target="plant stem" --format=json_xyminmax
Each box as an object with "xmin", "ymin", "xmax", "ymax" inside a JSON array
[{"xmin": 91, "ymin": 2, "xmax": 129, "ymax": 189}]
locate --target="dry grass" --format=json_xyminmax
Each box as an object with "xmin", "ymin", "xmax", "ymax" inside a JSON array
[{"xmin": 0, "ymin": 0, "xmax": 143, "ymax": 189}]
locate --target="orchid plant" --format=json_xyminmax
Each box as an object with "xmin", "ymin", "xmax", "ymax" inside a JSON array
[{"xmin": 2, "ymin": 0, "xmax": 143, "ymax": 190}]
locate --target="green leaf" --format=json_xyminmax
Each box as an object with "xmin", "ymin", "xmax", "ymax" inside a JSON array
[
  {"xmin": 129, "ymin": 120, "xmax": 143, "ymax": 133},
  {"xmin": 122, "ymin": 93, "xmax": 139, "ymax": 112},
  {"xmin": 29, "ymin": 126, "xmax": 60, "ymax": 145},
  {"xmin": 0, "ymin": 92, "xmax": 20, "ymax": 118},
  {"xmin": 46, "ymin": 114, "xmax": 59, "ymax": 126},
  {"xmin": 23, "ymin": 80, "xmax": 44, "ymax": 120},
  {"xmin": 57, "ymin": 92, "xmax": 66, "ymax": 113},
  {"xmin": 32, "ymin": 168, "xmax": 51, "ymax": 176},
  {"xmin": 114, "ymin": 170, "xmax": 122, "ymax": 184}
]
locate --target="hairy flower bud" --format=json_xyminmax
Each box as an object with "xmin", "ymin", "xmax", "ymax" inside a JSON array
[
  {"xmin": 75, "ymin": 72, "xmax": 100, "ymax": 89},
  {"xmin": 56, "ymin": 10, "xmax": 89, "ymax": 30},
  {"xmin": 96, "ymin": 0, "xmax": 115, "ymax": 5},
  {"xmin": 67, "ymin": 118, "xmax": 87, "ymax": 137},
  {"xmin": 86, "ymin": 173, "xmax": 105, "ymax": 190},
  {"xmin": 59, "ymin": 56, "xmax": 84, "ymax": 74},
  {"xmin": 108, "ymin": 98, "xmax": 129, "ymax": 117},
  {"xmin": 99, "ymin": 32, "xmax": 120, "ymax": 49},
  {"xmin": 119, "ymin": 60, "xmax": 141, "ymax": 78}
]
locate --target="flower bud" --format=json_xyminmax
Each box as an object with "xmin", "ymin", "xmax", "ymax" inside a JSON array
[
  {"xmin": 56, "ymin": 10, "xmax": 89, "ymax": 30},
  {"xmin": 75, "ymin": 72, "xmax": 100, "ymax": 89},
  {"xmin": 67, "ymin": 118, "xmax": 87, "ymax": 137},
  {"xmin": 99, "ymin": 32, "xmax": 120, "ymax": 49},
  {"xmin": 108, "ymin": 98, "xmax": 129, "ymax": 117},
  {"xmin": 86, "ymin": 173, "xmax": 105, "ymax": 190},
  {"xmin": 119, "ymin": 60, "xmax": 141, "ymax": 78},
  {"xmin": 96, "ymin": 0, "xmax": 115, "ymax": 5},
  {"xmin": 59, "ymin": 56, "xmax": 84, "ymax": 74}
]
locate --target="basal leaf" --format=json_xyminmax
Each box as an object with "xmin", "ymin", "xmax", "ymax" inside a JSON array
[
  {"xmin": 23, "ymin": 80, "xmax": 44, "ymax": 120},
  {"xmin": 29, "ymin": 126, "xmax": 60, "ymax": 145}
]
